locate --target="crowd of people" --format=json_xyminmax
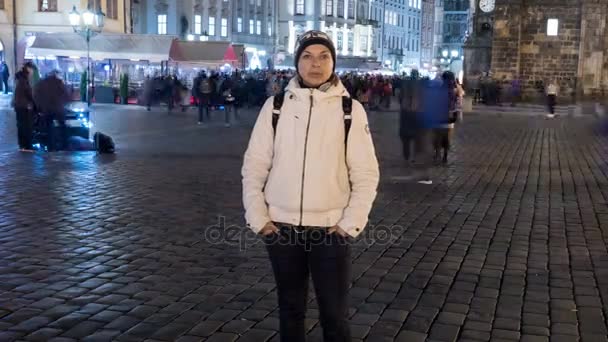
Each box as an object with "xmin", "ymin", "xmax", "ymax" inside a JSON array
[
  {"xmin": 139, "ymin": 69, "xmax": 408, "ymax": 121},
  {"xmin": 12, "ymin": 55, "xmax": 466, "ymax": 161}
]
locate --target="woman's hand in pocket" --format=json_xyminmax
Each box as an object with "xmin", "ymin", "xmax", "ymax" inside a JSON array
[
  {"xmin": 328, "ymin": 225, "xmax": 348, "ymax": 237},
  {"xmin": 260, "ymin": 222, "xmax": 279, "ymax": 236}
]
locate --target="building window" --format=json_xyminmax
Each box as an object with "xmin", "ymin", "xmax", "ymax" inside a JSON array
[
  {"xmin": 87, "ymin": 0, "xmax": 102, "ymax": 10},
  {"xmin": 221, "ymin": 18, "xmax": 228, "ymax": 37},
  {"xmin": 106, "ymin": 0, "xmax": 118, "ymax": 19},
  {"xmin": 257, "ymin": 0, "xmax": 262, "ymax": 6},
  {"xmin": 348, "ymin": 0, "xmax": 355, "ymax": 18},
  {"xmin": 296, "ymin": 0, "xmax": 305, "ymax": 15},
  {"xmin": 195, "ymin": 15, "xmax": 202, "ymax": 34},
  {"xmin": 157, "ymin": 14, "xmax": 167, "ymax": 34},
  {"xmin": 337, "ymin": 32, "xmax": 343, "ymax": 51},
  {"xmin": 39, "ymin": 0, "xmax": 57, "ymax": 12},
  {"xmin": 360, "ymin": 35, "xmax": 368, "ymax": 51},
  {"xmin": 250, "ymin": 19, "xmax": 255, "ymax": 34},
  {"xmin": 209, "ymin": 17, "xmax": 216, "ymax": 36},
  {"xmin": 547, "ymin": 19, "xmax": 559, "ymax": 36},
  {"xmin": 337, "ymin": 0, "xmax": 344, "ymax": 17},
  {"xmin": 257, "ymin": 20, "xmax": 262, "ymax": 35},
  {"xmin": 348, "ymin": 31, "xmax": 354, "ymax": 51},
  {"xmin": 326, "ymin": 0, "xmax": 333, "ymax": 16},
  {"xmin": 0, "ymin": 0, "xmax": 3, "ymax": 10},
  {"xmin": 238, "ymin": 17, "xmax": 243, "ymax": 32},
  {"xmin": 268, "ymin": 22, "xmax": 272, "ymax": 36}
]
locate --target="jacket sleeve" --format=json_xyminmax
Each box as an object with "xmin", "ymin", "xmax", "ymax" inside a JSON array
[
  {"xmin": 242, "ymin": 97, "xmax": 275, "ymax": 233},
  {"xmin": 337, "ymin": 100, "xmax": 380, "ymax": 238}
]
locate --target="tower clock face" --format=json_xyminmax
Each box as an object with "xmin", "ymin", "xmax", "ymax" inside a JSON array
[{"xmin": 479, "ymin": 0, "xmax": 495, "ymax": 12}]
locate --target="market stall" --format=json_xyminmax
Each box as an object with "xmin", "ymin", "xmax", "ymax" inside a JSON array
[{"xmin": 26, "ymin": 33, "xmax": 177, "ymax": 103}]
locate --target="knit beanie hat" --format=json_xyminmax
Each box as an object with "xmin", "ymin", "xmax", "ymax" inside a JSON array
[{"xmin": 294, "ymin": 30, "xmax": 337, "ymax": 72}]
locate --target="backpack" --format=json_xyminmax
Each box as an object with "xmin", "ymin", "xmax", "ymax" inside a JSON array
[
  {"xmin": 200, "ymin": 79, "xmax": 212, "ymax": 94},
  {"xmin": 94, "ymin": 132, "xmax": 115, "ymax": 154},
  {"xmin": 271, "ymin": 91, "xmax": 353, "ymax": 151}
]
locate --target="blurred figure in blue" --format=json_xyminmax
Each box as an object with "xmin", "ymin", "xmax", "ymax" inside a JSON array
[{"xmin": 415, "ymin": 72, "xmax": 451, "ymax": 184}]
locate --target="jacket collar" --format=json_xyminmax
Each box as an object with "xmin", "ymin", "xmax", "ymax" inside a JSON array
[{"xmin": 285, "ymin": 76, "xmax": 349, "ymax": 101}]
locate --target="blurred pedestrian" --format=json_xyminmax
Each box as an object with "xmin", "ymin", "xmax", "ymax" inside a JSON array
[
  {"xmin": 142, "ymin": 75, "xmax": 154, "ymax": 111},
  {"xmin": 417, "ymin": 75, "xmax": 450, "ymax": 183},
  {"xmin": 1, "ymin": 61, "xmax": 10, "ymax": 94},
  {"xmin": 13, "ymin": 63, "xmax": 35, "ymax": 151},
  {"xmin": 399, "ymin": 70, "xmax": 422, "ymax": 164}
]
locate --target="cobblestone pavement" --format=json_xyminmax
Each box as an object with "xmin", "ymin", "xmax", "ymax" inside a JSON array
[{"xmin": 1, "ymin": 104, "xmax": 607, "ymax": 342}]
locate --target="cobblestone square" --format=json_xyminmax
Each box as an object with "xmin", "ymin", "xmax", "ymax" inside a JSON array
[{"xmin": 0, "ymin": 105, "xmax": 607, "ymax": 341}]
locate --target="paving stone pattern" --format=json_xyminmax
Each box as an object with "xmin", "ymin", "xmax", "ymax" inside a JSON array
[{"xmin": 0, "ymin": 106, "xmax": 607, "ymax": 341}]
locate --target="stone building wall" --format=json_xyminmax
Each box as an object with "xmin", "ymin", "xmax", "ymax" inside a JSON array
[
  {"xmin": 578, "ymin": 0, "xmax": 608, "ymax": 98},
  {"xmin": 519, "ymin": 0, "xmax": 581, "ymax": 100},
  {"xmin": 491, "ymin": 0, "xmax": 524, "ymax": 81},
  {"xmin": 491, "ymin": 0, "xmax": 608, "ymax": 100}
]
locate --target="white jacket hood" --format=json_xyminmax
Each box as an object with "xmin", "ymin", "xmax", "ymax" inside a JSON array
[{"xmin": 242, "ymin": 76, "xmax": 379, "ymax": 237}]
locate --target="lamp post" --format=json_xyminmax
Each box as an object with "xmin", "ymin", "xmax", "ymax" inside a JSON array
[{"xmin": 69, "ymin": 5, "xmax": 105, "ymax": 106}]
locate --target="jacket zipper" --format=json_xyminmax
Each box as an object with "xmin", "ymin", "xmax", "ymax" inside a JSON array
[{"xmin": 299, "ymin": 90, "xmax": 314, "ymax": 226}]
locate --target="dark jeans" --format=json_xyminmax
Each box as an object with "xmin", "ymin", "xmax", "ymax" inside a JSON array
[
  {"xmin": 401, "ymin": 136, "xmax": 415, "ymax": 161},
  {"xmin": 3, "ymin": 78, "xmax": 9, "ymax": 94},
  {"xmin": 44, "ymin": 114, "xmax": 67, "ymax": 151},
  {"xmin": 224, "ymin": 102, "xmax": 239, "ymax": 124},
  {"xmin": 198, "ymin": 97, "xmax": 211, "ymax": 123},
  {"xmin": 265, "ymin": 225, "xmax": 352, "ymax": 342},
  {"xmin": 414, "ymin": 129, "xmax": 434, "ymax": 180},
  {"xmin": 15, "ymin": 108, "xmax": 33, "ymax": 149},
  {"xmin": 547, "ymin": 94, "xmax": 557, "ymax": 114}
]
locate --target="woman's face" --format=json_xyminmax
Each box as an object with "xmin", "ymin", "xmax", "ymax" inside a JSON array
[{"xmin": 298, "ymin": 44, "xmax": 333, "ymax": 88}]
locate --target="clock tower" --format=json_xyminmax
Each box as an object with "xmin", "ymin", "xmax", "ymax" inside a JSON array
[{"xmin": 463, "ymin": 0, "xmax": 495, "ymax": 88}]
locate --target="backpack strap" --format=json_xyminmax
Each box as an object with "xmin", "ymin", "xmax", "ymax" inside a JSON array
[
  {"xmin": 342, "ymin": 96, "xmax": 353, "ymax": 149},
  {"xmin": 272, "ymin": 94, "xmax": 353, "ymax": 154},
  {"xmin": 272, "ymin": 92, "xmax": 285, "ymax": 138}
]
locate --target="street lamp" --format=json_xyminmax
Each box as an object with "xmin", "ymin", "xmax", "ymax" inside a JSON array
[
  {"xmin": 69, "ymin": 5, "xmax": 105, "ymax": 106},
  {"xmin": 442, "ymin": 50, "xmax": 449, "ymax": 58},
  {"xmin": 451, "ymin": 50, "xmax": 459, "ymax": 58}
]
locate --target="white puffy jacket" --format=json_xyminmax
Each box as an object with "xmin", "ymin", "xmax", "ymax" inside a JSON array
[{"xmin": 242, "ymin": 77, "xmax": 380, "ymax": 238}]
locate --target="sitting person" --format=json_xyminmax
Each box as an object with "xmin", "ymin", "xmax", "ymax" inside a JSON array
[{"xmin": 33, "ymin": 70, "xmax": 70, "ymax": 151}]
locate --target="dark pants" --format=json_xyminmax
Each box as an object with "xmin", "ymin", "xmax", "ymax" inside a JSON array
[
  {"xmin": 15, "ymin": 108, "xmax": 33, "ymax": 149},
  {"xmin": 3, "ymin": 78, "xmax": 9, "ymax": 94},
  {"xmin": 433, "ymin": 128, "xmax": 451, "ymax": 163},
  {"xmin": 44, "ymin": 114, "xmax": 67, "ymax": 151},
  {"xmin": 473, "ymin": 88, "xmax": 481, "ymax": 104},
  {"xmin": 198, "ymin": 97, "xmax": 211, "ymax": 123},
  {"xmin": 415, "ymin": 129, "xmax": 434, "ymax": 180},
  {"xmin": 401, "ymin": 136, "xmax": 415, "ymax": 161},
  {"xmin": 265, "ymin": 226, "xmax": 352, "ymax": 342},
  {"xmin": 547, "ymin": 94, "xmax": 557, "ymax": 114},
  {"xmin": 167, "ymin": 94, "xmax": 174, "ymax": 113}
]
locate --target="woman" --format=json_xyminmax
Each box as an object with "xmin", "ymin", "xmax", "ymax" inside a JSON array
[
  {"xmin": 546, "ymin": 80, "xmax": 558, "ymax": 118},
  {"xmin": 242, "ymin": 30, "xmax": 380, "ymax": 342}
]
